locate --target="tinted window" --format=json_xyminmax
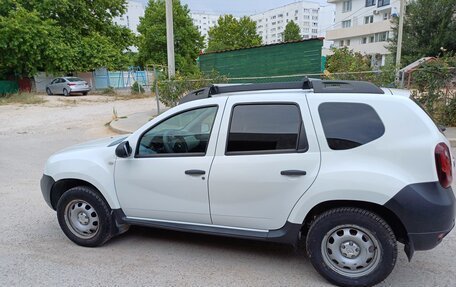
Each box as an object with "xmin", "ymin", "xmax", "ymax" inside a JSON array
[
  {"xmin": 138, "ymin": 106, "xmax": 217, "ymax": 156},
  {"xmin": 319, "ymin": 102, "xmax": 385, "ymax": 150},
  {"xmin": 226, "ymin": 104, "xmax": 307, "ymax": 154}
]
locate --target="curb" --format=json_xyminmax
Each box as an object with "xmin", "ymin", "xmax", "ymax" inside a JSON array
[{"xmin": 108, "ymin": 120, "xmax": 132, "ymax": 134}]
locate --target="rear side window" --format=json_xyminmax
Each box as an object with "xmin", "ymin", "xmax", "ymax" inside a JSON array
[
  {"xmin": 319, "ymin": 102, "xmax": 385, "ymax": 150},
  {"xmin": 226, "ymin": 104, "xmax": 308, "ymax": 154}
]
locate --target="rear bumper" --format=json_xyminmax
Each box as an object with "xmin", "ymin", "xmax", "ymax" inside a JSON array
[
  {"xmin": 385, "ymin": 182, "xmax": 455, "ymax": 258},
  {"xmin": 69, "ymin": 87, "xmax": 91, "ymax": 93}
]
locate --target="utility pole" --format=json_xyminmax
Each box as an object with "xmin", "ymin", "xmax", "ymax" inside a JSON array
[
  {"xmin": 165, "ymin": 0, "xmax": 175, "ymax": 79},
  {"xmin": 395, "ymin": 0, "xmax": 406, "ymax": 70}
]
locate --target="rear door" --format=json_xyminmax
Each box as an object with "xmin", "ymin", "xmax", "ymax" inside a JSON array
[{"xmin": 208, "ymin": 93, "xmax": 321, "ymax": 230}]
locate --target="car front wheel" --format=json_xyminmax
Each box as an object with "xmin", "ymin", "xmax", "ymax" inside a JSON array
[
  {"xmin": 306, "ymin": 207, "xmax": 397, "ymax": 287},
  {"xmin": 56, "ymin": 186, "xmax": 113, "ymax": 247}
]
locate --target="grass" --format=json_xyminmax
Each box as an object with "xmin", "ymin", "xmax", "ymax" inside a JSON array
[{"xmin": 0, "ymin": 93, "xmax": 46, "ymax": 105}]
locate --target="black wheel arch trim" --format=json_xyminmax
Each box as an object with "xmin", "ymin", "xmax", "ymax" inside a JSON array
[{"xmin": 384, "ymin": 181, "xmax": 455, "ymax": 260}]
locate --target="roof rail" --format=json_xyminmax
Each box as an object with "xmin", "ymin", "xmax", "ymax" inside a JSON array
[{"xmin": 178, "ymin": 78, "xmax": 383, "ymax": 104}]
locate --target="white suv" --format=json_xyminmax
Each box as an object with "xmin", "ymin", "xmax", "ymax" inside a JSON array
[{"xmin": 41, "ymin": 79, "xmax": 455, "ymax": 287}]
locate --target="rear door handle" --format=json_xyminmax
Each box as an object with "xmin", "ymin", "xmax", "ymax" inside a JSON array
[
  {"xmin": 280, "ymin": 170, "xmax": 307, "ymax": 176},
  {"xmin": 185, "ymin": 169, "xmax": 206, "ymax": 175}
]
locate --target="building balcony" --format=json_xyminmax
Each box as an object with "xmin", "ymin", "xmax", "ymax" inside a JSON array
[{"xmin": 326, "ymin": 20, "xmax": 392, "ymax": 40}]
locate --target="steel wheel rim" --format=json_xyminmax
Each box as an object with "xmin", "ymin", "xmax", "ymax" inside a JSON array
[
  {"xmin": 64, "ymin": 200, "xmax": 100, "ymax": 239},
  {"xmin": 321, "ymin": 224, "xmax": 381, "ymax": 278}
]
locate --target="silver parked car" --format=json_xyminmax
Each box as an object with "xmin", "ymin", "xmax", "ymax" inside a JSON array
[{"xmin": 46, "ymin": 77, "xmax": 91, "ymax": 96}]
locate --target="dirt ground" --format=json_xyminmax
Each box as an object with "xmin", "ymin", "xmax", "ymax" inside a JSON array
[{"xmin": 0, "ymin": 95, "xmax": 455, "ymax": 286}]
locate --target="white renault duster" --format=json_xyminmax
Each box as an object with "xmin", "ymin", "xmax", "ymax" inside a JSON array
[{"xmin": 41, "ymin": 79, "xmax": 455, "ymax": 287}]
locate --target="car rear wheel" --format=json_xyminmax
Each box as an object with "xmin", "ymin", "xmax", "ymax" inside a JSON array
[
  {"xmin": 46, "ymin": 88, "xmax": 52, "ymax": 95},
  {"xmin": 56, "ymin": 186, "xmax": 113, "ymax": 247},
  {"xmin": 306, "ymin": 207, "xmax": 397, "ymax": 287},
  {"xmin": 82, "ymin": 91, "xmax": 88, "ymax": 96},
  {"xmin": 63, "ymin": 88, "xmax": 69, "ymax": 96}
]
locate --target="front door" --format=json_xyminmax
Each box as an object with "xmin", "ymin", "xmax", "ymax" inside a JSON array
[{"xmin": 115, "ymin": 104, "xmax": 222, "ymax": 224}]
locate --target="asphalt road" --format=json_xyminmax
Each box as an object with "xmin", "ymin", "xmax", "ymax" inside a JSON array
[{"xmin": 0, "ymin": 95, "xmax": 455, "ymax": 286}]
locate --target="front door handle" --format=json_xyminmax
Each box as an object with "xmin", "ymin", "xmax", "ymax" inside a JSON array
[
  {"xmin": 185, "ymin": 169, "xmax": 206, "ymax": 175},
  {"xmin": 280, "ymin": 170, "xmax": 307, "ymax": 176}
]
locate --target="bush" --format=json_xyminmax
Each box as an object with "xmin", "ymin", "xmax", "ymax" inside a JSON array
[
  {"xmin": 411, "ymin": 55, "xmax": 456, "ymax": 126},
  {"xmin": 131, "ymin": 81, "xmax": 145, "ymax": 94},
  {"xmin": 101, "ymin": 86, "xmax": 116, "ymax": 95},
  {"xmin": 155, "ymin": 71, "xmax": 228, "ymax": 107}
]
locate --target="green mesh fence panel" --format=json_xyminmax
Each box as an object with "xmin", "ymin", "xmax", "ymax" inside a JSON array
[{"xmin": 199, "ymin": 39, "xmax": 323, "ymax": 84}]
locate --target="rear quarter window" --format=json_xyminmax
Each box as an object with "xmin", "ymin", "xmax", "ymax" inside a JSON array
[{"xmin": 319, "ymin": 102, "xmax": 385, "ymax": 150}]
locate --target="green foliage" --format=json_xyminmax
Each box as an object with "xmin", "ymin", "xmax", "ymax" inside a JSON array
[
  {"xmin": 137, "ymin": 0, "xmax": 203, "ymax": 75},
  {"xmin": 0, "ymin": 0, "xmax": 134, "ymax": 77},
  {"xmin": 389, "ymin": 0, "xmax": 456, "ymax": 66},
  {"xmin": 131, "ymin": 81, "xmax": 145, "ymax": 94},
  {"xmin": 325, "ymin": 47, "xmax": 396, "ymax": 86},
  {"xmin": 206, "ymin": 15, "xmax": 262, "ymax": 52},
  {"xmin": 411, "ymin": 55, "xmax": 456, "ymax": 126},
  {"xmin": 283, "ymin": 21, "xmax": 302, "ymax": 42},
  {"xmin": 156, "ymin": 71, "xmax": 228, "ymax": 107}
]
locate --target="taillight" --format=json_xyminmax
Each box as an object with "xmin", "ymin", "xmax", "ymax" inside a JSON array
[
  {"xmin": 435, "ymin": 142, "xmax": 453, "ymax": 188},
  {"xmin": 68, "ymin": 83, "xmax": 76, "ymax": 86}
]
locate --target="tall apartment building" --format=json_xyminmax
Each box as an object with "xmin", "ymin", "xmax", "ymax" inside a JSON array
[
  {"xmin": 190, "ymin": 12, "xmax": 223, "ymax": 44},
  {"xmin": 114, "ymin": 0, "xmax": 146, "ymax": 35},
  {"xmin": 326, "ymin": 0, "xmax": 401, "ymax": 66},
  {"xmin": 250, "ymin": 1, "xmax": 335, "ymax": 47}
]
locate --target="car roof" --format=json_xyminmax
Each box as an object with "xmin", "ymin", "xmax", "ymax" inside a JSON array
[{"xmin": 179, "ymin": 78, "xmax": 386, "ymax": 105}]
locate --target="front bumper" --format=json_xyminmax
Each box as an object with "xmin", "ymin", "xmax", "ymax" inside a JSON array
[
  {"xmin": 40, "ymin": 174, "xmax": 55, "ymax": 209},
  {"xmin": 385, "ymin": 182, "xmax": 455, "ymax": 259}
]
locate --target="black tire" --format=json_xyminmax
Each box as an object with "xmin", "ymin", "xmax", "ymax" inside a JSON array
[
  {"xmin": 306, "ymin": 208, "xmax": 397, "ymax": 287},
  {"xmin": 63, "ymin": 88, "xmax": 69, "ymax": 96},
  {"xmin": 56, "ymin": 186, "xmax": 114, "ymax": 247},
  {"xmin": 46, "ymin": 88, "xmax": 52, "ymax": 95},
  {"xmin": 82, "ymin": 91, "xmax": 88, "ymax": 96}
]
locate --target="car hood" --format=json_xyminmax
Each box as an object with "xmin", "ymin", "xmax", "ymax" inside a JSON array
[{"xmin": 57, "ymin": 135, "xmax": 128, "ymax": 154}]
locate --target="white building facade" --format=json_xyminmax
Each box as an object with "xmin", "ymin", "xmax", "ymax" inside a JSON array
[
  {"xmin": 326, "ymin": 0, "xmax": 401, "ymax": 65},
  {"xmin": 190, "ymin": 12, "xmax": 222, "ymax": 44},
  {"xmin": 114, "ymin": 0, "xmax": 146, "ymax": 35},
  {"xmin": 250, "ymin": 1, "xmax": 335, "ymax": 47}
]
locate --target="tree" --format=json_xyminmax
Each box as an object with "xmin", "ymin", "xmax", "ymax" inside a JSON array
[
  {"xmin": 137, "ymin": 0, "xmax": 203, "ymax": 75},
  {"xmin": 0, "ymin": 0, "xmax": 134, "ymax": 77},
  {"xmin": 206, "ymin": 15, "xmax": 262, "ymax": 52},
  {"xmin": 283, "ymin": 21, "xmax": 301, "ymax": 42},
  {"xmin": 389, "ymin": 0, "xmax": 456, "ymax": 66}
]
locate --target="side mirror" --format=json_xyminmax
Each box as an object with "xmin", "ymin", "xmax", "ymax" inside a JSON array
[{"xmin": 115, "ymin": 141, "xmax": 132, "ymax": 158}]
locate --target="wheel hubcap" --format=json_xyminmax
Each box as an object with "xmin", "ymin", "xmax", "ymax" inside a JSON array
[
  {"xmin": 64, "ymin": 200, "xmax": 100, "ymax": 239},
  {"xmin": 321, "ymin": 225, "xmax": 381, "ymax": 278}
]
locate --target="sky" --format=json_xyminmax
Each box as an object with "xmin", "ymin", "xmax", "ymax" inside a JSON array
[{"xmin": 137, "ymin": 0, "xmax": 330, "ymax": 16}]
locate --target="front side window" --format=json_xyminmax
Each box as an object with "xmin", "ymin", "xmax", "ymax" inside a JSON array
[
  {"xmin": 137, "ymin": 106, "xmax": 217, "ymax": 157},
  {"xmin": 226, "ymin": 104, "xmax": 308, "ymax": 154},
  {"xmin": 319, "ymin": 102, "xmax": 385, "ymax": 150}
]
